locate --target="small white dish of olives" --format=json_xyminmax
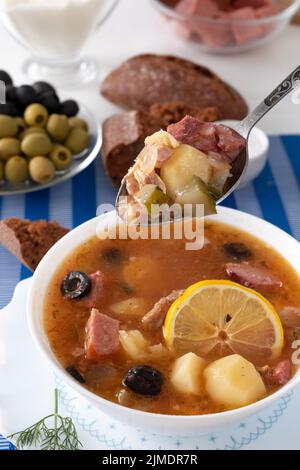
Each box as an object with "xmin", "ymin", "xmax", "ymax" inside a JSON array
[{"xmin": 0, "ymin": 100, "xmax": 102, "ymax": 195}]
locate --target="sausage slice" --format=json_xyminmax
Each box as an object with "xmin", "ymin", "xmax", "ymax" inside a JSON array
[{"xmin": 85, "ymin": 309, "xmax": 119, "ymax": 361}]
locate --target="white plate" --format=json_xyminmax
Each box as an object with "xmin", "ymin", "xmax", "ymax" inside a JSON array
[
  {"xmin": 1, "ymin": 279, "xmax": 300, "ymax": 450},
  {"xmin": 0, "ymin": 101, "xmax": 102, "ymax": 196}
]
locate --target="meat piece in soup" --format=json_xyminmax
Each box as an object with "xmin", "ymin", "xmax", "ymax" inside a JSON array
[{"xmin": 44, "ymin": 221, "xmax": 300, "ymax": 415}]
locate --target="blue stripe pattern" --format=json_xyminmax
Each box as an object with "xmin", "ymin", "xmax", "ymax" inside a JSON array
[
  {"xmin": 0, "ymin": 139, "xmax": 299, "ymax": 449},
  {"xmin": 0, "ymin": 436, "xmax": 15, "ymax": 450},
  {"xmin": 281, "ymin": 136, "xmax": 300, "ymax": 188}
]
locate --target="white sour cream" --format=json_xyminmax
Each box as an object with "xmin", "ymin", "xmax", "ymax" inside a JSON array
[{"xmin": 1, "ymin": 0, "xmax": 108, "ymax": 59}]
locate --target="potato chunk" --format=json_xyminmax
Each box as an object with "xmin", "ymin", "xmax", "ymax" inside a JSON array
[
  {"xmin": 110, "ymin": 298, "xmax": 145, "ymax": 316},
  {"xmin": 119, "ymin": 330, "xmax": 165, "ymax": 361},
  {"xmin": 119, "ymin": 330, "xmax": 148, "ymax": 359},
  {"xmin": 160, "ymin": 144, "xmax": 213, "ymax": 200},
  {"xmin": 171, "ymin": 352, "xmax": 206, "ymax": 396},
  {"xmin": 204, "ymin": 355, "xmax": 266, "ymax": 409}
]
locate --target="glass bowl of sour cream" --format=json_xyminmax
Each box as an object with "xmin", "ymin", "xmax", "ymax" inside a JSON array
[{"xmin": 0, "ymin": 0, "xmax": 119, "ymax": 87}]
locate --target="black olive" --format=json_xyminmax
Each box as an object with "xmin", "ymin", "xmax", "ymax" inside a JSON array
[
  {"xmin": 38, "ymin": 91, "xmax": 61, "ymax": 114},
  {"xmin": 5, "ymin": 85, "xmax": 18, "ymax": 103},
  {"xmin": 66, "ymin": 366, "xmax": 85, "ymax": 384},
  {"xmin": 223, "ymin": 243, "xmax": 252, "ymax": 261},
  {"xmin": 101, "ymin": 247, "xmax": 123, "ymax": 265},
  {"xmin": 33, "ymin": 81, "xmax": 56, "ymax": 95},
  {"xmin": 60, "ymin": 271, "xmax": 91, "ymax": 300},
  {"xmin": 0, "ymin": 70, "xmax": 13, "ymax": 86},
  {"xmin": 60, "ymin": 99, "xmax": 79, "ymax": 117},
  {"xmin": 123, "ymin": 365, "xmax": 163, "ymax": 396},
  {"xmin": 16, "ymin": 85, "xmax": 37, "ymax": 109},
  {"xmin": 0, "ymin": 102, "xmax": 20, "ymax": 117}
]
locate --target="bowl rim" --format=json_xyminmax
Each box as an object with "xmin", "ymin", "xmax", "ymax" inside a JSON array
[
  {"xmin": 27, "ymin": 207, "xmax": 300, "ymax": 424},
  {"xmin": 151, "ymin": 0, "xmax": 300, "ymax": 25}
]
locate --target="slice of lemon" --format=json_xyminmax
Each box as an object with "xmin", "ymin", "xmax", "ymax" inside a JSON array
[{"xmin": 164, "ymin": 280, "xmax": 284, "ymax": 366}]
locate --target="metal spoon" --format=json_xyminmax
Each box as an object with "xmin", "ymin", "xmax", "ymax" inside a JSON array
[{"xmin": 116, "ymin": 65, "xmax": 300, "ymax": 218}]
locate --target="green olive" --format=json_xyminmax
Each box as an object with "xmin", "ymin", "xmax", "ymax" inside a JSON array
[
  {"xmin": 15, "ymin": 117, "xmax": 27, "ymax": 134},
  {"xmin": 65, "ymin": 128, "xmax": 89, "ymax": 155},
  {"xmin": 5, "ymin": 156, "xmax": 29, "ymax": 183},
  {"xmin": 20, "ymin": 126, "xmax": 47, "ymax": 141},
  {"xmin": 29, "ymin": 156, "xmax": 55, "ymax": 184},
  {"xmin": 47, "ymin": 114, "xmax": 69, "ymax": 143},
  {"xmin": 21, "ymin": 133, "xmax": 52, "ymax": 157},
  {"xmin": 0, "ymin": 115, "xmax": 18, "ymax": 138},
  {"xmin": 0, "ymin": 161, "xmax": 3, "ymax": 181},
  {"xmin": 24, "ymin": 103, "xmax": 49, "ymax": 128},
  {"xmin": 49, "ymin": 144, "xmax": 72, "ymax": 171},
  {"xmin": 0, "ymin": 138, "xmax": 21, "ymax": 161},
  {"xmin": 68, "ymin": 117, "xmax": 88, "ymax": 131}
]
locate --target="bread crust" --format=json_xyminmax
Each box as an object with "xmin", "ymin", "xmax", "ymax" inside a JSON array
[
  {"xmin": 0, "ymin": 218, "xmax": 69, "ymax": 271},
  {"xmin": 101, "ymin": 54, "xmax": 248, "ymax": 120}
]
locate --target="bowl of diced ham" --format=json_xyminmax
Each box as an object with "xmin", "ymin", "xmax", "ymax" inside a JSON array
[{"xmin": 151, "ymin": 0, "xmax": 300, "ymax": 53}]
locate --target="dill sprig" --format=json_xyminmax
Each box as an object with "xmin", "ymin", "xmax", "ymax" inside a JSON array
[{"xmin": 8, "ymin": 388, "xmax": 82, "ymax": 450}]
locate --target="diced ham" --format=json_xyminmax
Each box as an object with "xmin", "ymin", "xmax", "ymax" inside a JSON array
[
  {"xmin": 279, "ymin": 307, "xmax": 300, "ymax": 329},
  {"xmin": 176, "ymin": 0, "xmax": 219, "ymax": 16},
  {"xmin": 229, "ymin": 7, "xmax": 265, "ymax": 45},
  {"xmin": 225, "ymin": 262, "xmax": 283, "ymax": 290},
  {"xmin": 196, "ymin": 20, "xmax": 233, "ymax": 48},
  {"xmin": 175, "ymin": 0, "xmax": 232, "ymax": 47},
  {"xmin": 77, "ymin": 271, "xmax": 106, "ymax": 309},
  {"xmin": 233, "ymin": 0, "xmax": 268, "ymax": 8},
  {"xmin": 142, "ymin": 289, "xmax": 185, "ymax": 329},
  {"xmin": 261, "ymin": 360, "xmax": 291, "ymax": 387},
  {"xmin": 167, "ymin": 116, "xmax": 246, "ymax": 163},
  {"xmin": 85, "ymin": 309, "xmax": 119, "ymax": 361},
  {"xmin": 172, "ymin": 0, "xmax": 280, "ymax": 48},
  {"xmin": 168, "ymin": 116, "xmax": 219, "ymax": 154},
  {"xmin": 256, "ymin": 4, "xmax": 279, "ymax": 18},
  {"xmin": 216, "ymin": 124, "xmax": 246, "ymax": 161}
]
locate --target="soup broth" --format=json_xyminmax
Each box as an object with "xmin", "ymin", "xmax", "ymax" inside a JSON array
[{"xmin": 44, "ymin": 222, "xmax": 300, "ymax": 415}]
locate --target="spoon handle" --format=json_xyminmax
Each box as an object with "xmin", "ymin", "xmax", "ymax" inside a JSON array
[{"xmin": 235, "ymin": 65, "xmax": 300, "ymax": 138}]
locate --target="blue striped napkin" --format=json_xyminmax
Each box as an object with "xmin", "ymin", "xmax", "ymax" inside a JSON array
[
  {"xmin": 0, "ymin": 436, "xmax": 15, "ymax": 450},
  {"xmin": 0, "ymin": 136, "xmax": 299, "ymax": 449}
]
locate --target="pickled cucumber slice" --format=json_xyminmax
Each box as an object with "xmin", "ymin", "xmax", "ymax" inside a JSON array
[
  {"xmin": 175, "ymin": 176, "xmax": 217, "ymax": 216},
  {"xmin": 135, "ymin": 184, "xmax": 167, "ymax": 214}
]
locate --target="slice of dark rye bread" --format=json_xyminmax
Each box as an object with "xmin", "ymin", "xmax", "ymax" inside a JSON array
[
  {"xmin": 101, "ymin": 54, "xmax": 248, "ymax": 120},
  {"xmin": 0, "ymin": 218, "xmax": 69, "ymax": 271}
]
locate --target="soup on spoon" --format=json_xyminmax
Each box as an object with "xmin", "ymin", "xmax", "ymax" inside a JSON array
[{"xmin": 116, "ymin": 116, "xmax": 246, "ymax": 223}]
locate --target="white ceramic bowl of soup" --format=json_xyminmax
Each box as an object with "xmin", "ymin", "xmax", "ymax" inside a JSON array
[{"xmin": 27, "ymin": 207, "xmax": 300, "ymax": 436}]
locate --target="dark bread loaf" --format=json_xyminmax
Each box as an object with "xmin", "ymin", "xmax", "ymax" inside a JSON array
[
  {"xmin": 102, "ymin": 104, "xmax": 221, "ymax": 187},
  {"xmin": 0, "ymin": 218, "xmax": 69, "ymax": 271},
  {"xmin": 101, "ymin": 54, "xmax": 248, "ymax": 120}
]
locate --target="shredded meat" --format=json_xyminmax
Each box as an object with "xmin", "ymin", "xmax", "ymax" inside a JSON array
[
  {"xmin": 279, "ymin": 307, "xmax": 300, "ymax": 329},
  {"xmin": 142, "ymin": 290, "xmax": 185, "ymax": 330},
  {"xmin": 260, "ymin": 360, "xmax": 291, "ymax": 387}
]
